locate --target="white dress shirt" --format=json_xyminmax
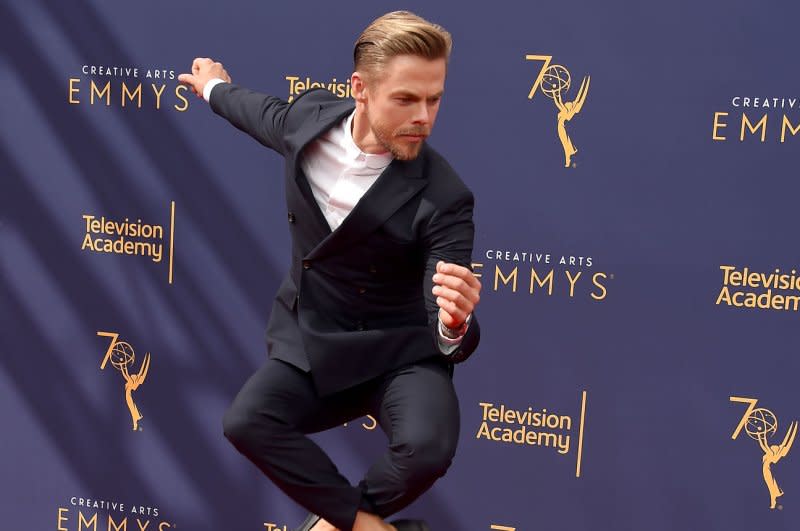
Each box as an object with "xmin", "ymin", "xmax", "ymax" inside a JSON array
[
  {"xmin": 300, "ymin": 111, "xmax": 392, "ymax": 231},
  {"xmin": 205, "ymin": 80, "xmax": 466, "ymax": 353}
]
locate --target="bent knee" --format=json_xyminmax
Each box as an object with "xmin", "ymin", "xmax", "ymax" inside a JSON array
[
  {"xmin": 395, "ymin": 434, "xmax": 458, "ymax": 480},
  {"xmin": 222, "ymin": 405, "xmax": 252, "ymax": 446}
]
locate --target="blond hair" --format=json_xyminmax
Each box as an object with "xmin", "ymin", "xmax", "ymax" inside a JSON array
[{"xmin": 354, "ymin": 11, "xmax": 452, "ymax": 79}]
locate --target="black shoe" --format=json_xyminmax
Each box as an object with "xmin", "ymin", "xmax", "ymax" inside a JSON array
[
  {"xmin": 389, "ymin": 520, "xmax": 431, "ymax": 531},
  {"xmin": 294, "ymin": 513, "xmax": 321, "ymax": 531}
]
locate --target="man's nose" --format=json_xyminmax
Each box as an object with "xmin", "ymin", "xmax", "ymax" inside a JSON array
[{"xmin": 411, "ymin": 102, "xmax": 430, "ymax": 125}]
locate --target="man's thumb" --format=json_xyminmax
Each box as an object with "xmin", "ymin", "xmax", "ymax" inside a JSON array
[{"xmin": 177, "ymin": 73, "xmax": 196, "ymax": 86}]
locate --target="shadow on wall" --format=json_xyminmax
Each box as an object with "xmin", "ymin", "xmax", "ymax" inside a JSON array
[{"xmin": 0, "ymin": 0, "xmax": 288, "ymax": 526}]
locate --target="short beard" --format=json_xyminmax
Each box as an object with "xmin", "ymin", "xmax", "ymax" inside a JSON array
[{"xmin": 369, "ymin": 115, "xmax": 427, "ymax": 161}]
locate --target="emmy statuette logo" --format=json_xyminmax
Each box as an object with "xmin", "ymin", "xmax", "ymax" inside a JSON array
[
  {"xmin": 731, "ymin": 396, "xmax": 798, "ymax": 509},
  {"xmin": 98, "ymin": 331, "xmax": 151, "ymax": 431},
  {"xmin": 526, "ymin": 55, "xmax": 591, "ymax": 168}
]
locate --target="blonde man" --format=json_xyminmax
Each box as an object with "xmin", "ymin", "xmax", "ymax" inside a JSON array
[{"xmin": 180, "ymin": 11, "xmax": 481, "ymax": 531}]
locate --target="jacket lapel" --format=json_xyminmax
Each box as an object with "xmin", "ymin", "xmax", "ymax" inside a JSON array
[
  {"xmin": 286, "ymin": 93, "xmax": 429, "ymax": 259},
  {"xmin": 287, "ymin": 98, "xmax": 356, "ymax": 238},
  {"xmin": 289, "ymin": 98, "xmax": 356, "ymax": 167},
  {"xmin": 306, "ymin": 153, "xmax": 428, "ymax": 260}
]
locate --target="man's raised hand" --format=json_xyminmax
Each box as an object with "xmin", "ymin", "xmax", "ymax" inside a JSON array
[{"xmin": 177, "ymin": 57, "xmax": 231, "ymax": 99}]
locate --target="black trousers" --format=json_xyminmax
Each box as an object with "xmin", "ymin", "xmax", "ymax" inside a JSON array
[{"xmin": 222, "ymin": 357, "xmax": 460, "ymax": 530}]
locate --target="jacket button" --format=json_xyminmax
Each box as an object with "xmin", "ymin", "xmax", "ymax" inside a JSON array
[
  {"xmin": 356, "ymin": 320, "xmax": 365, "ymax": 331},
  {"xmin": 287, "ymin": 212, "xmax": 296, "ymax": 223},
  {"xmin": 302, "ymin": 260, "xmax": 312, "ymax": 270},
  {"xmin": 369, "ymin": 264, "xmax": 377, "ymax": 274},
  {"xmin": 358, "ymin": 287, "xmax": 367, "ymax": 294}
]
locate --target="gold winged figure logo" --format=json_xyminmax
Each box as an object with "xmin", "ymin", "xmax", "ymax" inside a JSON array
[
  {"xmin": 756, "ymin": 418, "xmax": 797, "ymax": 509},
  {"xmin": 526, "ymin": 55, "xmax": 591, "ymax": 168},
  {"xmin": 553, "ymin": 75, "xmax": 590, "ymax": 168},
  {"xmin": 98, "ymin": 331, "xmax": 151, "ymax": 431},
  {"xmin": 731, "ymin": 397, "xmax": 797, "ymax": 509}
]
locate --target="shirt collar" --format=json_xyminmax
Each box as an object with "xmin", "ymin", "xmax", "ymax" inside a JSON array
[{"xmin": 343, "ymin": 111, "xmax": 393, "ymax": 170}]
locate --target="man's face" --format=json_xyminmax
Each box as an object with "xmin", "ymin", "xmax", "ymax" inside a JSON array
[{"xmin": 362, "ymin": 55, "xmax": 446, "ymax": 160}]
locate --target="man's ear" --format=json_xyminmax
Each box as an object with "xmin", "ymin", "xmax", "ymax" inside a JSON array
[{"xmin": 351, "ymin": 71, "xmax": 368, "ymax": 103}]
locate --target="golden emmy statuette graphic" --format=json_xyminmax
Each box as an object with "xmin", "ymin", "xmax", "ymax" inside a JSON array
[
  {"xmin": 731, "ymin": 396, "xmax": 798, "ymax": 509},
  {"xmin": 98, "ymin": 331, "xmax": 151, "ymax": 431},
  {"xmin": 526, "ymin": 55, "xmax": 590, "ymax": 168}
]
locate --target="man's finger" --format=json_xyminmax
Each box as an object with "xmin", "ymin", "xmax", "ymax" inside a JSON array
[
  {"xmin": 177, "ymin": 73, "xmax": 196, "ymax": 85},
  {"xmin": 438, "ymin": 308, "xmax": 456, "ymax": 327},
  {"xmin": 432, "ymin": 278, "xmax": 479, "ymax": 305},
  {"xmin": 433, "ymin": 273, "xmax": 480, "ymax": 300},
  {"xmin": 437, "ymin": 305, "xmax": 468, "ymax": 329},
  {"xmin": 192, "ymin": 57, "xmax": 211, "ymax": 73},
  {"xmin": 432, "ymin": 285, "xmax": 473, "ymax": 311},
  {"xmin": 436, "ymin": 297, "xmax": 467, "ymax": 324},
  {"xmin": 436, "ymin": 261, "xmax": 480, "ymax": 288}
]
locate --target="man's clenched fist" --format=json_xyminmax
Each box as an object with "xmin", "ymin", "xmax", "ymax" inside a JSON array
[
  {"xmin": 432, "ymin": 261, "xmax": 481, "ymax": 330},
  {"xmin": 177, "ymin": 58, "xmax": 231, "ymax": 99}
]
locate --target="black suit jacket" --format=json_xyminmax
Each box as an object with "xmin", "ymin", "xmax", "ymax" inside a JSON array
[{"xmin": 210, "ymin": 84, "xmax": 480, "ymax": 395}]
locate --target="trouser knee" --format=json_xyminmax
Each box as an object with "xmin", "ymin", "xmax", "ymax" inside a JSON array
[
  {"xmin": 392, "ymin": 435, "xmax": 457, "ymax": 489},
  {"xmin": 222, "ymin": 402, "xmax": 285, "ymax": 452},
  {"xmin": 221, "ymin": 404, "xmax": 250, "ymax": 448}
]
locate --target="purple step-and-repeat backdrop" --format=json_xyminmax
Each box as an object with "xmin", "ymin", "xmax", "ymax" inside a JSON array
[{"xmin": 2, "ymin": 1, "xmax": 798, "ymax": 529}]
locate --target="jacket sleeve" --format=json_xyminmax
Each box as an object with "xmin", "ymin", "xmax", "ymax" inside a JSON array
[
  {"xmin": 421, "ymin": 190, "xmax": 481, "ymax": 363},
  {"xmin": 209, "ymin": 83, "xmax": 291, "ymax": 156}
]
